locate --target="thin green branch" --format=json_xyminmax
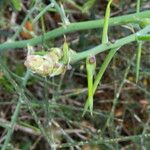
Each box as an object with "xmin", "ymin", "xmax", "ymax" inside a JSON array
[
  {"xmin": 101, "ymin": 55, "xmax": 135, "ymax": 135},
  {"xmin": 102, "ymin": 0, "xmax": 112, "ymax": 44},
  {"xmin": 92, "ymin": 0, "xmax": 113, "ymax": 97},
  {"xmin": 93, "ymin": 48, "xmax": 118, "ymax": 94},
  {"xmin": 1, "ymin": 69, "xmax": 30, "ymax": 150},
  {"xmin": 0, "ymin": 11, "xmax": 150, "ymax": 50},
  {"xmin": 136, "ymin": 41, "xmax": 142, "ymax": 83},
  {"xmin": 135, "ymin": 0, "xmax": 141, "ymax": 83},
  {"xmin": 83, "ymin": 56, "xmax": 96, "ymax": 116},
  {"xmin": 58, "ymin": 133, "xmax": 150, "ymax": 148},
  {"xmin": 0, "ymin": 61, "xmax": 53, "ymax": 149},
  {"xmin": 33, "ymin": 2, "xmax": 54, "ymax": 23},
  {"xmin": 136, "ymin": 0, "xmax": 141, "ymax": 13},
  {"xmin": 12, "ymin": 0, "xmax": 42, "ymax": 40},
  {"xmin": 50, "ymin": 0, "xmax": 70, "ymax": 25},
  {"xmin": 2, "ymin": 97, "xmax": 22, "ymax": 150},
  {"xmin": 65, "ymin": 0, "xmax": 82, "ymax": 11}
]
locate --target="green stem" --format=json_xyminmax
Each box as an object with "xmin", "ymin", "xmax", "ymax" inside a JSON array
[
  {"xmin": 0, "ymin": 61, "xmax": 53, "ymax": 148},
  {"xmin": 65, "ymin": 0, "xmax": 82, "ymax": 11},
  {"xmin": 137, "ymin": 34, "xmax": 150, "ymax": 40},
  {"xmin": 136, "ymin": 41, "xmax": 142, "ymax": 83},
  {"xmin": 83, "ymin": 56, "xmax": 96, "ymax": 116},
  {"xmin": 93, "ymin": 48, "xmax": 118, "ymax": 94},
  {"xmin": 92, "ymin": 0, "xmax": 113, "ymax": 96},
  {"xmin": 136, "ymin": 0, "xmax": 141, "ymax": 13},
  {"xmin": 1, "ymin": 70, "xmax": 30, "ymax": 150},
  {"xmin": 11, "ymin": 0, "xmax": 42, "ymax": 40},
  {"xmin": 102, "ymin": 56, "xmax": 134, "ymax": 135},
  {"xmin": 1, "ymin": 98, "xmax": 22, "ymax": 150},
  {"xmin": 70, "ymin": 25, "xmax": 150, "ymax": 63},
  {"xmin": 51, "ymin": 0, "xmax": 69, "ymax": 25},
  {"xmin": 102, "ymin": 0, "xmax": 112, "ymax": 44},
  {"xmin": 59, "ymin": 133, "xmax": 150, "ymax": 148},
  {"xmin": 135, "ymin": 0, "xmax": 141, "ymax": 83},
  {"xmin": 0, "ymin": 11, "xmax": 150, "ymax": 50},
  {"xmin": 33, "ymin": 3, "xmax": 53, "ymax": 23}
]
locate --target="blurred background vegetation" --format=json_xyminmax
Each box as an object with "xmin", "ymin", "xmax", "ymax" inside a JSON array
[{"xmin": 0, "ymin": 0, "xmax": 150, "ymax": 149}]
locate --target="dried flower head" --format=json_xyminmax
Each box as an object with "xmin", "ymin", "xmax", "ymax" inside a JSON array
[
  {"xmin": 24, "ymin": 48, "xmax": 69, "ymax": 77},
  {"xmin": 24, "ymin": 54, "xmax": 54, "ymax": 76}
]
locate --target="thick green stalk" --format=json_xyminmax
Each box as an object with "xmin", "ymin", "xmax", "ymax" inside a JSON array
[
  {"xmin": 0, "ymin": 11, "xmax": 150, "ymax": 51},
  {"xmin": 70, "ymin": 25, "xmax": 150, "ymax": 63}
]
